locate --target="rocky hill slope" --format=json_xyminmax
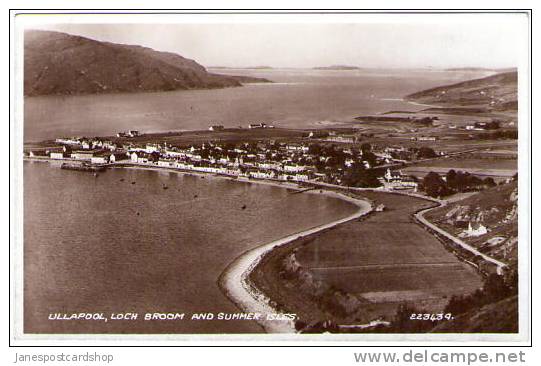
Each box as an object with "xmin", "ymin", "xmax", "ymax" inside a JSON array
[
  {"xmin": 24, "ymin": 30, "xmax": 270, "ymax": 96},
  {"xmin": 424, "ymin": 180, "xmax": 518, "ymax": 268},
  {"xmin": 431, "ymin": 295, "xmax": 518, "ymax": 333}
]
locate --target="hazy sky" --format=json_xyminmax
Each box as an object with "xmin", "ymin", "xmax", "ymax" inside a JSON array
[{"xmin": 26, "ymin": 15, "xmax": 527, "ymax": 69}]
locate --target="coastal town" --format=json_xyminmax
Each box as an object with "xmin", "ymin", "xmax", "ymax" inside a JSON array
[
  {"xmin": 21, "ymin": 124, "xmax": 521, "ymax": 334},
  {"xmin": 15, "ymin": 16, "xmax": 526, "ymax": 342},
  {"xmin": 25, "ymin": 126, "xmax": 454, "ymax": 192}
]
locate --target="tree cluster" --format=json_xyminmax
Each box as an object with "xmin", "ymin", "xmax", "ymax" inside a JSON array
[
  {"xmin": 474, "ymin": 130, "xmax": 517, "ymax": 140},
  {"xmin": 420, "ymin": 169, "xmax": 496, "ymax": 198},
  {"xmin": 411, "ymin": 147, "xmax": 437, "ymax": 159},
  {"xmin": 444, "ymin": 271, "xmax": 518, "ymax": 316},
  {"xmin": 341, "ymin": 164, "xmax": 382, "ymax": 188}
]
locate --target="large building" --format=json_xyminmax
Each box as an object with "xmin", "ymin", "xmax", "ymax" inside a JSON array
[{"xmin": 380, "ymin": 168, "xmax": 418, "ymax": 190}]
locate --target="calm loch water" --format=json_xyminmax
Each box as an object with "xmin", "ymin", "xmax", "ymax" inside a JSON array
[
  {"xmin": 23, "ymin": 68, "xmax": 491, "ymax": 142},
  {"xmin": 22, "ymin": 68, "xmax": 491, "ymax": 334},
  {"xmin": 24, "ymin": 162, "xmax": 358, "ymax": 333}
]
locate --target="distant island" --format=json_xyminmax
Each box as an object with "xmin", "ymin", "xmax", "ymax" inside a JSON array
[
  {"xmin": 244, "ymin": 66, "xmax": 273, "ymax": 70},
  {"xmin": 313, "ymin": 65, "xmax": 361, "ymax": 70},
  {"xmin": 445, "ymin": 67, "xmax": 496, "ymax": 72},
  {"xmin": 208, "ymin": 66, "xmax": 273, "ymax": 70},
  {"xmin": 445, "ymin": 67, "xmax": 517, "ymax": 73},
  {"xmin": 24, "ymin": 30, "xmax": 271, "ymax": 96}
]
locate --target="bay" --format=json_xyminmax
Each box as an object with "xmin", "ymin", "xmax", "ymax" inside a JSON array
[{"xmin": 24, "ymin": 162, "xmax": 358, "ymax": 333}]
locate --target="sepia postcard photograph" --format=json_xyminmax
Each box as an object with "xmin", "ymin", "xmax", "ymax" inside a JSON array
[{"xmin": 10, "ymin": 10, "xmax": 531, "ymax": 343}]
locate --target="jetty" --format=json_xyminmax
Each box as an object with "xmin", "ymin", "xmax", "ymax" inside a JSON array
[{"xmin": 61, "ymin": 162, "xmax": 105, "ymax": 172}]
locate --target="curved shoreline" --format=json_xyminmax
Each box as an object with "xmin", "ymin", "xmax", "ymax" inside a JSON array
[
  {"xmin": 107, "ymin": 162, "xmax": 373, "ymax": 332},
  {"xmin": 25, "ymin": 158, "xmax": 506, "ymax": 332},
  {"xmin": 217, "ymin": 190, "xmax": 372, "ymax": 333}
]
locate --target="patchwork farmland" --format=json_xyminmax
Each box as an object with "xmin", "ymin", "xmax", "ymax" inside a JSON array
[{"xmin": 251, "ymin": 191, "xmax": 484, "ymax": 325}]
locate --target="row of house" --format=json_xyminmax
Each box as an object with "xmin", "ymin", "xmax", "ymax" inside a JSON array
[
  {"xmin": 128, "ymin": 151, "xmax": 312, "ymax": 182},
  {"xmin": 41, "ymin": 133, "xmax": 421, "ymax": 189},
  {"xmin": 34, "ymin": 149, "xmax": 128, "ymax": 165},
  {"xmin": 117, "ymin": 130, "xmax": 141, "ymax": 138}
]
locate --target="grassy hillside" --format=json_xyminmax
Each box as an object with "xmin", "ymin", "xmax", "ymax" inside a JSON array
[
  {"xmin": 405, "ymin": 72, "xmax": 517, "ymax": 111},
  {"xmin": 425, "ymin": 180, "xmax": 518, "ymax": 267},
  {"xmin": 431, "ymin": 295, "xmax": 518, "ymax": 333}
]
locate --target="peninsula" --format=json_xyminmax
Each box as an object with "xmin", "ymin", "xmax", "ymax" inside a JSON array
[{"xmin": 24, "ymin": 30, "xmax": 271, "ymax": 96}]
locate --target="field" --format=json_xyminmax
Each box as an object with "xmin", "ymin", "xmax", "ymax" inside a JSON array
[
  {"xmin": 408, "ymin": 156, "xmax": 517, "ymax": 170},
  {"xmin": 25, "ymin": 127, "xmax": 314, "ymax": 150},
  {"xmin": 403, "ymin": 166, "xmax": 516, "ymax": 181},
  {"xmin": 402, "ymin": 153, "xmax": 517, "ymax": 181},
  {"xmin": 250, "ymin": 191, "xmax": 483, "ymax": 325},
  {"xmin": 362, "ymin": 134, "xmax": 518, "ymax": 155}
]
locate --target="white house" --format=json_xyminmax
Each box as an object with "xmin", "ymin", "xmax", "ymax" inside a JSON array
[
  {"xmin": 286, "ymin": 144, "xmax": 309, "ymax": 153},
  {"xmin": 71, "ymin": 152, "xmax": 94, "ymax": 161},
  {"xmin": 283, "ymin": 164, "xmax": 306, "ymax": 173},
  {"xmin": 164, "ymin": 149, "xmax": 186, "ymax": 158},
  {"xmin": 257, "ymin": 162, "xmax": 281, "ymax": 170},
  {"xmin": 92, "ymin": 140, "xmax": 103, "ymax": 149},
  {"xmin": 326, "ymin": 135, "xmax": 356, "ymax": 143},
  {"xmin": 91, "ymin": 156, "xmax": 108, "ymax": 164},
  {"xmin": 175, "ymin": 161, "xmax": 194, "ymax": 170},
  {"xmin": 55, "ymin": 137, "xmax": 80, "ymax": 145},
  {"xmin": 50, "ymin": 152, "xmax": 64, "ymax": 160},
  {"xmin": 465, "ymin": 222, "xmax": 488, "ymax": 237},
  {"xmin": 381, "ymin": 168, "xmax": 418, "ymax": 190},
  {"xmin": 103, "ymin": 141, "xmax": 117, "ymax": 151},
  {"xmin": 157, "ymin": 160, "xmax": 173, "ymax": 167},
  {"xmin": 145, "ymin": 144, "xmax": 160, "ymax": 153},
  {"xmin": 248, "ymin": 123, "xmax": 267, "ymax": 129},
  {"xmin": 384, "ymin": 168, "xmax": 402, "ymax": 182},
  {"xmin": 294, "ymin": 173, "xmax": 310, "ymax": 182},
  {"xmin": 249, "ymin": 170, "xmax": 276, "ymax": 180}
]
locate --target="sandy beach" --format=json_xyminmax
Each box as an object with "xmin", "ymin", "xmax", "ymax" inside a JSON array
[
  {"xmin": 217, "ymin": 190, "xmax": 372, "ymax": 333},
  {"xmin": 25, "ymin": 158, "xmax": 500, "ymax": 333},
  {"xmin": 109, "ymin": 161, "xmax": 374, "ymax": 333}
]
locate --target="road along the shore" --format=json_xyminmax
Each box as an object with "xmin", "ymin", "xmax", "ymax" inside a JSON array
[
  {"xmin": 27, "ymin": 158, "xmax": 507, "ymax": 326},
  {"xmin": 415, "ymin": 207, "xmax": 507, "ymax": 274},
  {"xmin": 311, "ymin": 181, "xmax": 507, "ymax": 274},
  {"xmin": 218, "ymin": 190, "xmax": 373, "ymax": 333}
]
